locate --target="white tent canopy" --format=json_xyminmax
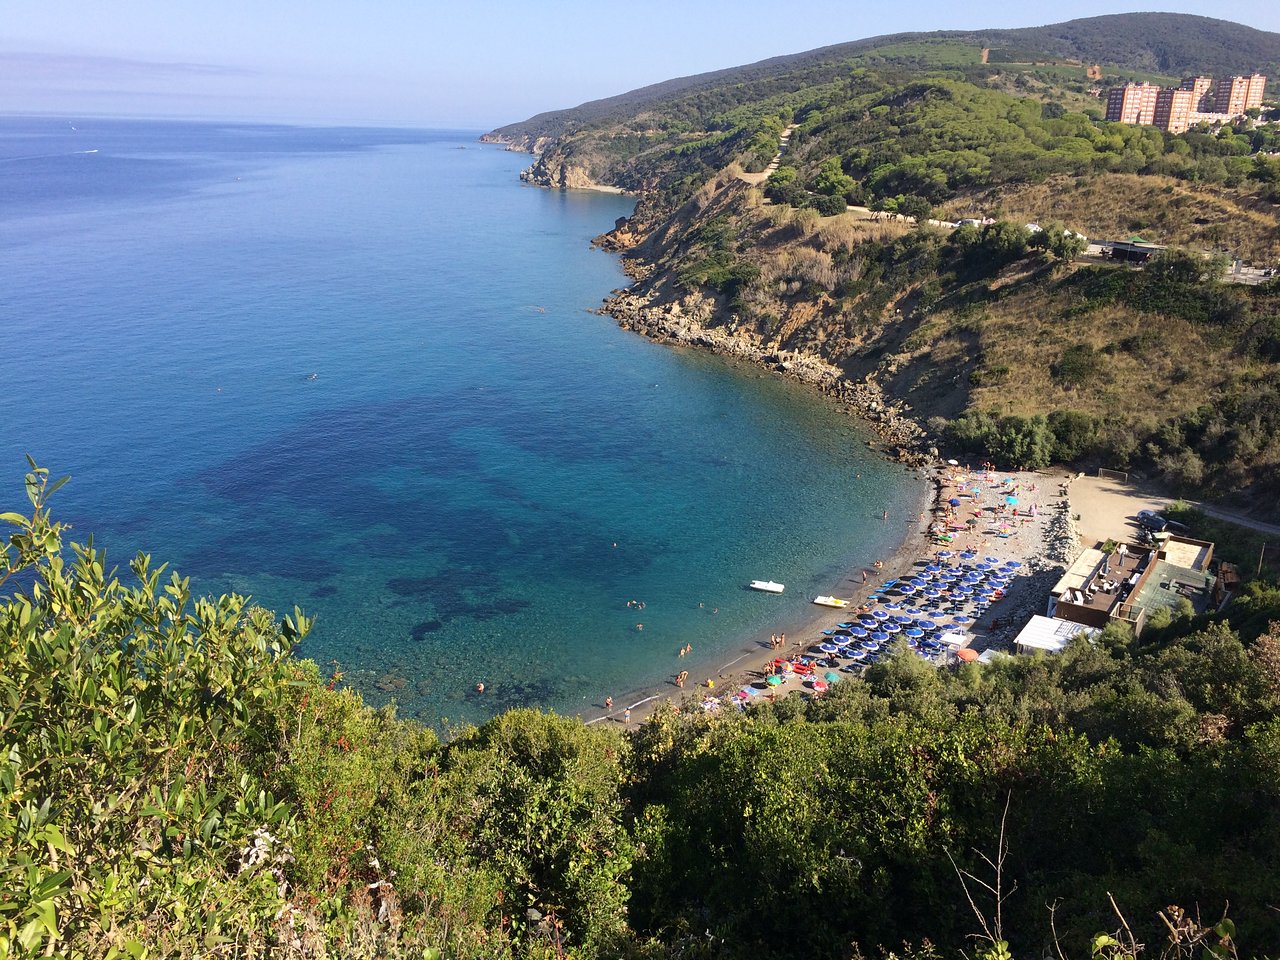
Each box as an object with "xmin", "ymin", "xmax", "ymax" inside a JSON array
[{"xmin": 1013, "ymin": 615, "xmax": 1097, "ymax": 655}]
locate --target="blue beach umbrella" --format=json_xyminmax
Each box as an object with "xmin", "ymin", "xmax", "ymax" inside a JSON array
[
  {"xmin": 824, "ymin": 671, "xmax": 841, "ymax": 684},
  {"xmin": 917, "ymin": 619, "xmax": 937, "ymax": 630},
  {"xmin": 872, "ymin": 609, "xmax": 890, "ymax": 620},
  {"xmin": 882, "ymin": 621, "xmax": 901, "ymax": 633},
  {"xmin": 924, "ymin": 589, "xmax": 942, "ymax": 599},
  {"xmin": 905, "ymin": 607, "xmax": 924, "ymax": 615},
  {"xmin": 1004, "ymin": 560, "xmax": 1021, "ymax": 568},
  {"xmin": 905, "ymin": 627, "xmax": 924, "ymax": 638},
  {"xmin": 937, "ymin": 550, "xmax": 953, "ymax": 558},
  {"xmin": 985, "ymin": 556, "xmax": 1001, "ymax": 564},
  {"xmin": 870, "ymin": 631, "xmax": 890, "ymax": 642},
  {"xmin": 960, "ymin": 550, "xmax": 978, "ymax": 560},
  {"xmin": 898, "ymin": 584, "xmax": 916, "ymax": 594},
  {"xmin": 819, "ymin": 643, "xmax": 839, "ymax": 654},
  {"xmin": 952, "ymin": 614, "xmax": 972, "ymax": 624},
  {"xmin": 925, "ymin": 563, "xmax": 942, "ymax": 573},
  {"xmin": 948, "ymin": 497, "xmax": 962, "ymax": 506},
  {"xmin": 883, "ymin": 602, "xmax": 902, "ymax": 610},
  {"xmin": 847, "ymin": 625, "xmax": 869, "ymax": 638},
  {"xmin": 893, "ymin": 614, "xmax": 913, "ymax": 624}
]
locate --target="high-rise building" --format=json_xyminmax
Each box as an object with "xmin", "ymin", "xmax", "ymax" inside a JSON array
[
  {"xmin": 1106, "ymin": 83, "xmax": 1160, "ymax": 125},
  {"xmin": 1179, "ymin": 76, "xmax": 1214, "ymax": 111},
  {"xmin": 1215, "ymin": 76, "xmax": 1253, "ymax": 116},
  {"xmin": 1107, "ymin": 74, "xmax": 1267, "ymax": 131},
  {"xmin": 1244, "ymin": 73, "xmax": 1267, "ymax": 110},
  {"xmin": 1154, "ymin": 88, "xmax": 1195, "ymax": 134}
]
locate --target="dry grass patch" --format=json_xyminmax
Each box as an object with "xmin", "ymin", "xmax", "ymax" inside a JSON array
[{"xmin": 958, "ymin": 174, "xmax": 1280, "ymax": 262}]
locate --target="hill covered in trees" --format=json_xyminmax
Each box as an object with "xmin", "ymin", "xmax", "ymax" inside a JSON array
[
  {"xmin": 485, "ymin": 13, "xmax": 1280, "ymax": 507},
  {"xmin": 488, "ymin": 13, "xmax": 1280, "ymax": 148}
]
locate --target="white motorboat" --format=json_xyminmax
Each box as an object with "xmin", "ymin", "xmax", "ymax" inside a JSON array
[
  {"xmin": 812, "ymin": 595, "xmax": 850, "ymax": 608},
  {"xmin": 749, "ymin": 580, "xmax": 785, "ymax": 593}
]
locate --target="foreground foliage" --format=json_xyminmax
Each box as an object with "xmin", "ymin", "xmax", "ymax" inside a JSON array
[{"xmin": 3, "ymin": 468, "xmax": 1279, "ymax": 957}]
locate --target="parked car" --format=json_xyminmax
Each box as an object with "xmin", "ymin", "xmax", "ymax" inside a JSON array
[{"xmin": 1136, "ymin": 509, "xmax": 1168, "ymax": 532}]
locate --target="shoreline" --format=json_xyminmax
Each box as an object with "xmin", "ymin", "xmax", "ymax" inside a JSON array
[{"xmin": 581, "ymin": 468, "xmax": 939, "ymax": 726}]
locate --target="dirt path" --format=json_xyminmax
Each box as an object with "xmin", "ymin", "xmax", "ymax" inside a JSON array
[{"xmin": 737, "ymin": 123, "xmax": 797, "ymax": 186}]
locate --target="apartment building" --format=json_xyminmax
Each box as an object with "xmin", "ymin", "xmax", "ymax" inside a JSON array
[
  {"xmin": 1106, "ymin": 73, "xmax": 1267, "ymax": 133},
  {"xmin": 1105, "ymin": 82, "xmax": 1160, "ymax": 125}
]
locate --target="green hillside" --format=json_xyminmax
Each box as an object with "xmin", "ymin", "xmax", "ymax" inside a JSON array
[
  {"xmin": 487, "ymin": 13, "xmax": 1280, "ymax": 146},
  {"xmin": 485, "ymin": 12, "xmax": 1280, "ymax": 505}
]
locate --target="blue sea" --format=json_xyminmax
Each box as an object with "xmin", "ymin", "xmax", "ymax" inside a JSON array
[{"xmin": 0, "ymin": 116, "xmax": 924, "ymax": 727}]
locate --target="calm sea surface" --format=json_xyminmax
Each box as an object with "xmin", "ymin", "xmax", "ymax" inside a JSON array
[{"xmin": 0, "ymin": 117, "xmax": 923, "ymax": 727}]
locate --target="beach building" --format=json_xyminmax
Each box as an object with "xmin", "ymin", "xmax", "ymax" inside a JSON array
[
  {"xmin": 1048, "ymin": 535, "xmax": 1215, "ymax": 635},
  {"xmin": 1012, "ymin": 615, "xmax": 1098, "ymax": 655}
]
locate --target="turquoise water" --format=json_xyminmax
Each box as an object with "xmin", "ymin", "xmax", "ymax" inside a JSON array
[{"xmin": 0, "ymin": 117, "xmax": 923, "ymax": 727}]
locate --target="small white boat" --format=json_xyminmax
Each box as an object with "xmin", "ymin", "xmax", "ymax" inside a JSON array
[
  {"xmin": 749, "ymin": 580, "xmax": 785, "ymax": 593},
  {"xmin": 812, "ymin": 595, "xmax": 849, "ymax": 608}
]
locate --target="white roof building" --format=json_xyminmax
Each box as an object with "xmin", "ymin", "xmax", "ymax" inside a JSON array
[{"xmin": 1012, "ymin": 615, "xmax": 1098, "ymax": 655}]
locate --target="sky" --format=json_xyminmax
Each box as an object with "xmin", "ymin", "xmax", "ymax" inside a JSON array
[{"xmin": 4, "ymin": 0, "xmax": 1279, "ymax": 129}]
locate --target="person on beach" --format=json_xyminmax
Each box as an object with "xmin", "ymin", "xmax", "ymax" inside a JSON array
[
  {"xmin": 862, "ymin": 570, "xmax": 868, "ymax": 583},
  {"xmin": 623, "ymin": 708, "xmax": 631, "ymax": 725},
  {"xmin": 476, "ymin": 682, "xmax": 485, "ymax": 694},
  {"xmin": 676, "ymin": 671, "xmax": 688, "ymax": 687}
]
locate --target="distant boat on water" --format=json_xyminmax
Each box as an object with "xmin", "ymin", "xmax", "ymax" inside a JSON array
[{"xmin": 749, "ymin": 580, "xmax": 785, "ymax": 593}]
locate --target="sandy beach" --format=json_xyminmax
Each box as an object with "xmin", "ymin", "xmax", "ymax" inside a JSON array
[{"xmin": 585, "ymin": 462, "xmax": 1077, "ymax": 728}]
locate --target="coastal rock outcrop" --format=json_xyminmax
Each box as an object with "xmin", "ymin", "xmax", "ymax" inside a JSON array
[{"xmin": 602, "ymin": 284, "xmax": 933, "ymax": 466}]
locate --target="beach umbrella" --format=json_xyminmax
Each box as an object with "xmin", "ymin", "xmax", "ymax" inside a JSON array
[
  {"xmin": 925, "ymin": 563, "xmax": 941, "ymax": 573},
  {"xmin": 898, "ymin": 584, "xmax": 916, "ymax": 594},
  {"xmin": 917, "ymin": 619, "xmax": 937, "ymax": 631},
  {"xmin": 966, "ymin": 518, "xmax": 979, "ymax": 527},
  {"xmin": 846, "ymin": 625, "xmax": 868, "ymax": 638},
  {"xmin": 883, "ymin": 601, "xmax": 902, "ymax": 610},
  {"xmin": 858, "ymin": 619, "xmax": 878, "ymax": 629},
  {"xmin": 871, "ymin": 631, "xmax": 889, "ymax": 642},
  {"xmin": 1005, "ymin": 496, "xmax": 1019, "ymax": 506},
  {"xmin": 882, "ymin": 622, "xmax": 901, "ymax": 633},
  {"xmin": 824, "ymin": 671, "xmax": 841, "ymax": 684},
  {"xmin": 975, "ymin": 562, "xmax": 992, "ymax": 571},
  {"xmin": 812, "ymin": 679, "xmax": 829, "ymax": 693},
  {"xmin": 905, "ymin": 627, "xmax": 924, "ymax": 638},
  {"xmin": 960, "ymin": 550, "xmax": 977, "ymax": 560},
  {"xmin": 948, "ymin": 497, "xmax": 962, "ymax": 506},
  {"xmin": 937, "ymin": 550, "xmax": 953, "ymax": 558},
  {"xmin": 1003, "ymin": 559, "xmax": 1021, "ymax": 568},
  {"xmin": 819, "ymin": 643, "xmax": 839, "ymax": 654},
  {"xmin": 872, "ymin": 609, "xmax": 889, "ymax": 620},
  {"xmin": 985, "ymin": 556, "xmax": 1000, "ymax": 564},
  {"xmin": 766, "ymin": 674, "xmax": 784, "ymax": 686},
  {"xmin": 956, "ymin": 648, "xmax": 980, "ymax": 663},
  {"xmin": 924, "ymin": 588, "xmax": 942, "ymax": 599},
  {"xmin": 905, "ymin": 607, "xmax": 924, "ymax": 615},
  {"xmin": 952, "ymin": 614, "xmax": 972, "ymax": 624},
  {"xmin": 892, "ymin": 614, "xmax": 913, "ymax": 624}
]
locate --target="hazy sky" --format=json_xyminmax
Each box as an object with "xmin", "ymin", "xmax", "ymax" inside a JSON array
[{"xmin": 4, "ymin": 1, "xmax": 1279, "ymax": 129}]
